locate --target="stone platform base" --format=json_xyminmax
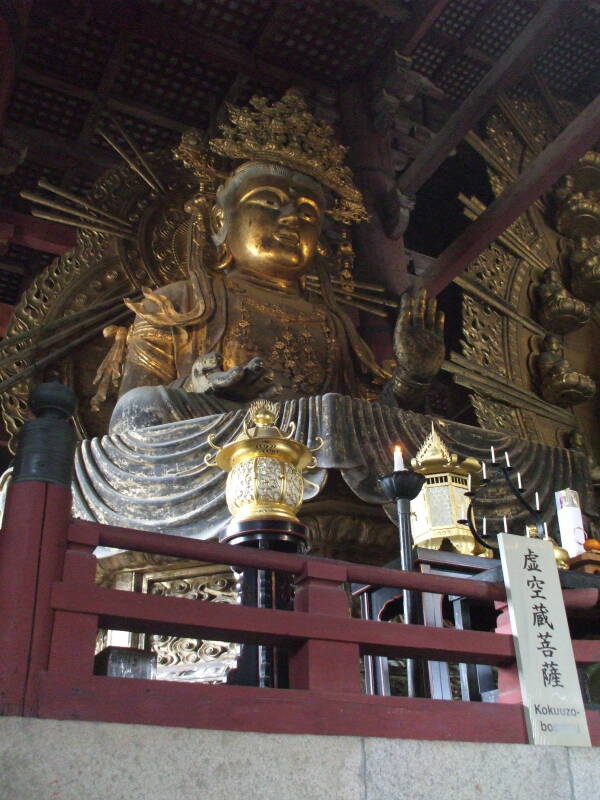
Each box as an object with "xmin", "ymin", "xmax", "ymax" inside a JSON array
[{"xmin": 1, "ymin": 717, "xmax": 597, "ymax": 799}]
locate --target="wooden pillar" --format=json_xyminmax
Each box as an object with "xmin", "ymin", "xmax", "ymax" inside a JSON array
[{"xmin": 339, "ymin": 81, "xmax": 407, "ymax": 361}]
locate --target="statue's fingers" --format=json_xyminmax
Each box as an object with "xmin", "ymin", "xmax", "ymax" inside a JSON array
[
  {"xmin": 244, "ymin": 356, "xmax": 264, "ymax": 374},
  {"xmin": 413, "ymin": 288, "xmax": 427, "ymax": 329},
  {"xmin": 425, "ymin": 297, "xmax": 437, "ymax": 330},
  {"xmin": 394, "ymin": 292, "xmax": 412, "ymax": 339},
  {"xmin": 213, "ymin": 366, "xmax": 244, "ymax": 388},
  {"xmin": 435, "ymin": 308, "xmax": 445, "ymax": 336}
]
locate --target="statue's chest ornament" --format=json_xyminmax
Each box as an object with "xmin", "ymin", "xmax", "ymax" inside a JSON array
[{"xmin": 226, "ymin": 290, "xmax": 336, "ymax": 393}]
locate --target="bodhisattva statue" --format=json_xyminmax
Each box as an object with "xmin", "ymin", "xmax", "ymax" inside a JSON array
[
  {"xmin": 77, "ymin": 90, "xmax": 444, "ymax": 559},
  {"xmin": 110, "ymin": 116, "xmax": 444, "ymax": 430},
  {"xmin": 74, "ymin": 91, "xmax": 586, "ymax": 560}
]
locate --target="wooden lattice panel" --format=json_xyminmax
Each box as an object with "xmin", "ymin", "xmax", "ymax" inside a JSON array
[
  {"xmin": 0, "ymin": 160, "xmax": 64, "ymax": 214},
  {"xmin": 91, "ymin": 110, "xmax": 180, "ymax": 155},
  {"xmin": 62, "ymin": 172, "xmax": 98, "ymax": 200},
  {"xmin": 162, "ymin": 0, "xmax": 275, "ymax": 47},
  {"xmin": 471, "ymin": 0, "xmax": 535, "ymax": 57},
  {"xmin": 5, "ymin": 243, "xmax": 55, "ymax": 271},
  {"xmin": 0, "ymin": 270, "xmax": 22, "ymax": 306},
  {"xmin": 433, "ymin": 0, "xmax": 487, "ymax": 39},
  {"xmin": 7, "ymin": 80, "xmax": 91, "ymax": 139},
  {"xmin": 21, "ymin": 20, "xmax": 115, "ymax": 90},
  {"xmin": 112, "ymin": 38, "xmax": 235, "ymax": 128},
  {"xmin": 263, "ymin": 0, "xmax": 392, "ymax": 80},
  {"xmin": 411, "ymin": 40, "xmax": 448, "ymax": 78},
  {"xmin": 436, "ymin": 56, "xmax": 488, "ymax": 101},
  {"xmin": 535, "ymin": 9, "xmax": 600, "ymax": 98}
]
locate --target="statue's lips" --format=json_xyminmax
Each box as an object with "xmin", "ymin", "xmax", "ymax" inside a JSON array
[{"xmin": 273, "ymin": 229, "xmax": 300, "ymax": 248}]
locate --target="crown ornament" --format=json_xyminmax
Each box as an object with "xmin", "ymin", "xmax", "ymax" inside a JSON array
[{"xmin": 209, "ymin": 89, "xmax": 368, "ymax": 225}]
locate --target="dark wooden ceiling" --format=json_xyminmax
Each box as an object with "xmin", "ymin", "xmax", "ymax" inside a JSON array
[{"xmin": 0, "ymin": 0, "xmax": 599, "ymax": 293}]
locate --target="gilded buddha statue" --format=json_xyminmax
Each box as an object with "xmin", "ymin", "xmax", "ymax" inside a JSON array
[
  {"xmin": 72, "ymin": 91, "xmax": 589, "ymax": 559},
  {"xmin": 109, "ymin": 91, "xmax": 444, "ymax": 434}
]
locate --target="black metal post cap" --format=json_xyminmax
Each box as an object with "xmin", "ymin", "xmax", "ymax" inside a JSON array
[
  {"xmin": 29, "ymin": 381, "xmax": 77, "ymax": 419},
  {"xmin": 12, "ymin": 381, "xmax": 77, "ymax": 487}
]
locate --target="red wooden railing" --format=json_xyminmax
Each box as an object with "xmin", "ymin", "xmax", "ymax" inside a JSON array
[{"xmin": 1, "ymin": 479, "xmax": 599, "ymax": 744}]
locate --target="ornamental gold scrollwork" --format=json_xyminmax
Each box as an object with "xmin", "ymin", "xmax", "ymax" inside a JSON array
[{"xmin": 147, "ymin": 571, "xmax": 238, "ymax": 683}]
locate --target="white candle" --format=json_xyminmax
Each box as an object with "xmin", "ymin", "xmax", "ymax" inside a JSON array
[
  {"xmin": 482, "ymin": 462, "xmax": 487, "ymax": 481},
  {"xmin": 504, "ymin": 451, "xmax": 510, "ymax": 468},
  {"xmin": 467, "ymin": 473, "xmax": 472, "ymax": 493},
  {"xmin": 543, "ymin": 522, "xmax": 549, "ymax": 539},
  {"xmin": 482, "ymin": 517, "xmax": 487, "ymax": 537},
  {"xmin": 394, "ymin": 445, "xmax": 405, "ymax": 472},
  {"xmin": 535, "ymin": 491, "xmax": 540, "ymax": 511},
  {"xmin": 503, "ymin": 515, "xmax": 508, "ymax": 533},
  {"xmin": 490, "ymin": 446, "xmax": 496, "ymax": 463},
  {"xmin": 517, "ymin": 471, "xmax": 522, "ymax": 490}
]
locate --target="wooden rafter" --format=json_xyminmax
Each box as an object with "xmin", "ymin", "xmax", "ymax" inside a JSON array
[
  {"xmin": 423, "ymin": 92, "xmax": 600, "ymax": 296},
  {"xmin": 396, "ymin": 0, "xmax": 578, "ymax": 195},
  {"xmin": 0, "ymin": 210, "xmax": 76, "ymax": 255}
]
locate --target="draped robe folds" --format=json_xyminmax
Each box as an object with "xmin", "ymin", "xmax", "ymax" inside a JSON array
[
  {"xmin": 72, "ymin": 274, "xmax": 591, "ymax": 550},
  {"xmin": 73, "ymin": 392, "xmax": 589, "ymax": 551}
]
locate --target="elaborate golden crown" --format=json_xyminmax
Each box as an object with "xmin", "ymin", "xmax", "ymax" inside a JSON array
[{"xmin": 209, "ymin": 89, "xmax": 368, "ymax": 224}]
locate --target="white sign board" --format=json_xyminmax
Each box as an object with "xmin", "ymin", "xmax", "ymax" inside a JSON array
[
  {"xmin": 555, "ymin": 488, "xmax": 586, "ymax": 558},
  {"xmin": 498, "ymin": 533, "xmax": 591, "ymax": 746}
]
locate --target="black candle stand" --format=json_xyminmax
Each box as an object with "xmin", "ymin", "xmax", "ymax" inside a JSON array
[
  {"xmin": 379, "ymin": 468, "xmax": 426, "ymax": 697},
  {"xmin": 459, "ymin": 462, "xmax": 546, "ymax": 555}
]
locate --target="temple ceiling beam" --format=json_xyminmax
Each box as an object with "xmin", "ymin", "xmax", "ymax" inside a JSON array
[
  {"xmin": 422, "ymin": 92, "xmax": 600, "ymax": 296},
  {"xmin": 396, "ymin": 0, "xmax": 579, "ymax": 196},
  {"xmin": 0, "ymin": 210, "xmax": 76, "ymax": 255}
]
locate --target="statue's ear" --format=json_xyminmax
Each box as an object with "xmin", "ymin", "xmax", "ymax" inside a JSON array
[{"xmin": 210, "ymin": 203, "xmax": 225, "ymax": 240}]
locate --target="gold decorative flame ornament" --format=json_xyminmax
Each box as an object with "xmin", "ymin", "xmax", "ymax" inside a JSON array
[{"xmin": 205, "ymin": 400, "xmax": 321, "ymax": 524}]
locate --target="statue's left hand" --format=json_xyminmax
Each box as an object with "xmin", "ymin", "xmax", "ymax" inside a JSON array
[{"xmin": 393, "ymin": 288, "xmax": 445, "ymax": 387}]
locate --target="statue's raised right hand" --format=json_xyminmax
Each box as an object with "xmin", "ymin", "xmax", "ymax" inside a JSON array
[{"xmin": 185, "ymin": 353, "xmax": 278, "ymax": 401}]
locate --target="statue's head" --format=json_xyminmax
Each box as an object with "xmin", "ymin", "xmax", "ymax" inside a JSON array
[
  {"xmin": 211, "ymin": 161, "xmax": 326, "ymax": 283},
  {"xmin": 543, "ymin": 333, "xmax": 561, "ymax": 353}
]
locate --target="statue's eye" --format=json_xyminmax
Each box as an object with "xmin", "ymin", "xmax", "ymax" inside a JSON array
[
  {"xmin": 250, "ymin": 191, "xmax": 281, "ymax": 208},
  {"xmin": 298, "ymin": 203, "xmax": 317, "ymax": 222}
]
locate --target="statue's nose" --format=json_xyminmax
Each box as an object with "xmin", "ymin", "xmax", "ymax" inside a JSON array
[{"xmin": 278, "ymin": 202, "xmax": 300, "ymax": 226}]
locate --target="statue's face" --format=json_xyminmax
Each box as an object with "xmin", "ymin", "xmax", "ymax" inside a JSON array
[{"xmin": 224, "ymin": 171, "xmax": 324, "ymax": 284}]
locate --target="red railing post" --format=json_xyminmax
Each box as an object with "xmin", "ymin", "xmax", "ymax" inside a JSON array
[
  {"xmin": 494, "ymin": 601, "xmax": 522, "ymax": 704},
  {"xmin": 0, "ymin": 383, "xmax": 77, "ymax": 717},
  {"xmin": 0, "ymin": 480, "xmax": 50, "ymax": 715},
  {"xmin": 288, "ymin": 561, "xmax": 361, "ymax": 693},
  {"xmin": 47, "ymin": 541, "xmax": 99, "ymax": 680}
]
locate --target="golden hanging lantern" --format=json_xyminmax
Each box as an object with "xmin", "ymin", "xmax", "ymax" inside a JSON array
[
  {"xmin": 205, "ymin": 400, "xmax": 321, "ymax": 524},
  {"xmin": 409, "ymin": 423, "xmax": 488, "ymax": 557}
]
